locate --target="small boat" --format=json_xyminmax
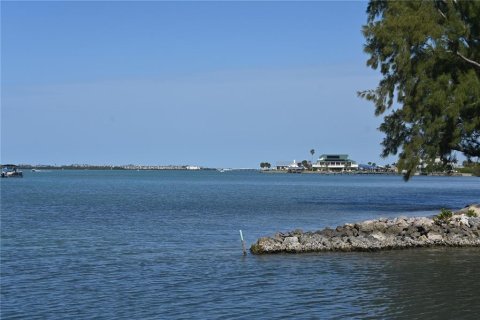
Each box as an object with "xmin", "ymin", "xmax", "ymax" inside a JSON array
[{"xmin": 1, "ymin": 164, "xmax": 23, "ymax": 178}]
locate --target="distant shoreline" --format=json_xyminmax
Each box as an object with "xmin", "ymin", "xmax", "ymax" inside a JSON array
[
  {"xmin": 260, "ymin": 170, "xmax": 472, "ymax": 177},
  {"xmin": 16, "ymin": 165, "xmax": 217, "ymax": 171},
  {"xmin": 6, "ymin": 165, "xmax": 475, "ymax": 176},
  {"xmin": 260, "ymin": 170, "xmax": 399, "ymax": 175}
]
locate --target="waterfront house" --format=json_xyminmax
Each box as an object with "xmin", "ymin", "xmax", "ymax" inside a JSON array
[
  {"xmin": 287, "ymin": 160, "xmax": 305, "ymax": 173},
  {"xmin": 275, "ymin": 160, "xmax": 305, "ymax": 172},
  {"xmin": 275, "ymin": 161, "xmax": 290, "ymax": 171},
  {"xmin": 312, "ymin": 154, "xmax": 359, "ymax": 172}
]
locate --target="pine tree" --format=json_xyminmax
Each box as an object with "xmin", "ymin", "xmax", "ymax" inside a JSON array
[{"xmin": 359, "ymin": 0, "xmax": 480, "ymax": 180}]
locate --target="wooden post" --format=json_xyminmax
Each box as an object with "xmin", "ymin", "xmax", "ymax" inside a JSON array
[{"xmin": 239, "ymin": 230, "xmax": 247, "ymax": 255}]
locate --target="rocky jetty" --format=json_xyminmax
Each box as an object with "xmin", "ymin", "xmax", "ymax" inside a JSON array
[{"xmin": 251, "ymin": 204, "xmax": 480, "ymax": 254}]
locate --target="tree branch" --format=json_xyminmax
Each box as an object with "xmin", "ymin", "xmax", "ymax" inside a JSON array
[
  {"xmin": 452, "ymin": 144, "xmax": 480, "ymax": 158},
  {"xmin": 457, "ymin": 51, "xmax": 480, "ymax": 69},
  {"xmin": 437, "ymin": 8, "xmax": 447, "ymax": 20}
]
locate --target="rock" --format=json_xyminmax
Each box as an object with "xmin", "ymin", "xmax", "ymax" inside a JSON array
[
  {"xmin": 427, "ymin": 233, "xmax": 443, "ymax": 241},
  {"xmin": 386, "ymin": 224, "xmax": 403, "ymax": 235},
  {"xmin": 250, "ymin": 205, "xmax": 480, "ymax": 254},
  {"xmin": 418, "ymin": 235, "xmax": 428, "ymax": 242},
  {"xmin": 320, "ymin": 228, "xmax": 337, "ymax": 237},
  {"xmin": 274, "ymin": 233, "xmax": 284, "ymax": 241},
  {"xmin": 283, "ymin": 236, "xmax": 301, "ymax": 251},
  {"xmin": 456, "ymin": 215, "xmax": 470, "ymax": 226},
  {"xmin": 410, "ymin": 232, "xmax": 421, "ymax": 239},
  {"xmin": 284, "ymin": 236, "xmax": 299, "ymax": 244},
  {"xmin": 336, "ymin": 225, "xmax": 356, "ymax": 237},
  {"xmin": 357, "ymin": 220, "xmax": 375, "ymax": 233},
  {"xmin": 405, "ymin": 225, "xmax": 417, "ymax": 235},
  {"xmin": 413, "ymin": 217, "xmax": 433, "ymax": 228},
  {"xmin": 469, "ymin": 218, "xmax": 480, "ymax": 231},
  {"xmin": 369, "ymin": 232, "xmax": 386, "ymax": 241},
  {"xmin": 373, "ymin": 221, "xmax": 387, "ymax": 232},
  {"xmin": 292, "ymin": 229, "xmax": 304, "ymax": 235}
]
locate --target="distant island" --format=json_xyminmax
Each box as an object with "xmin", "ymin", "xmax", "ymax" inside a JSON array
[{"xmin": 14, "ymin": 164, "xmax": 213, "ymax": 171}]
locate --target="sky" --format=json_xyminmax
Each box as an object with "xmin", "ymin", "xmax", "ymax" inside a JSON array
[{"xmin": 1, "ymin": 1, "xmax": 395, "ymax": 168}]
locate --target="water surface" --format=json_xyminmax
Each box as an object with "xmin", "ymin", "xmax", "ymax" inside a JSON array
[{"xmin": 2, "ymin": 171, "xmax": 479, "ymax": 319}]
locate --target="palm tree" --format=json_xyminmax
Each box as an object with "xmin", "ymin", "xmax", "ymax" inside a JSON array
[{"xmin": 310, "ymin": 149, "xmax": 315, "ymax": 171}]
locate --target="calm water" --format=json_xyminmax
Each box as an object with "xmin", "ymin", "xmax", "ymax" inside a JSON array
[{"xmin": 2, "ymin": 170, "xmax": 480, "ymax": 319}]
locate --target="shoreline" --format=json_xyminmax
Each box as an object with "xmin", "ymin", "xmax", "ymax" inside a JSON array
[
  {"xmin": 260, "ymin": 170, "xmax": 399, "ymax": 175},
  {"xmin": 260, "ymin": 170, "xmax": 472, "ymax": 177},
  {"xmin": 251, "ymin": 204, "xmax": 480, "ymax": 254}
]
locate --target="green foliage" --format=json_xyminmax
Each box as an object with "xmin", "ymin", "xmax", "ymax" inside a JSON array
[
  {"xmin": 466, "ymin": 209, "xmax": 478, "ymax": 217},
  {"xmin": 421, "ymin": 161, "xmax": 448, "ymax": 174},
  {"xmin": 434, "ymin": 208, "xmax": 454, "ymax": 223},
  {"xmin": 458, "ymin": 163, "xmax": 480, "ymax": 176},
  {"xmin": 359, "ymin": 0, "xmax": 480, "ymax": 181},
  {"xmin": 301, "ymin": 160, "xmax": 311, "ymax": 169},
  {"xmin": 260, "ymin": 162, "xmax": 271, "ymax": 169},
  {"xmin": 474, "ymin": 166, "xmax": 480, "ymax": 177}
]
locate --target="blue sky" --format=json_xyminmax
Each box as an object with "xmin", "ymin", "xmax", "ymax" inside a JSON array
[{"xmin": 1, "ymin": 1, "xmax": 393, "ymax": 168}]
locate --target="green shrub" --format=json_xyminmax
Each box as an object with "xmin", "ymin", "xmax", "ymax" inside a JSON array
[
  {"xmin": 466, "ymin": 209, "xmax": 478, "ymax": 217},
  {"xmin": 434, "ymin": 208, "xmax": 453, "ymax": 224},
  {"xmin": 473, "ymin": 166, "xmax": 480, "ymax": 177},
  {"xmin": 459, "ymin": 164, "xmax": 480, "ymax": 176}
]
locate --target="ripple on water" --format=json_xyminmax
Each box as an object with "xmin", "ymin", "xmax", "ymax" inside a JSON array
[{"xmin": 2, "ymin": 172, "xmax": 480, "ymax": 319}]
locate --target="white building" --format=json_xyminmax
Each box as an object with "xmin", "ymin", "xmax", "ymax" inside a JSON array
[
  {"xmin": 287, "ymin": 160, "xmax": 305, "ymax": 173},
  {"xmin": 275, "ymin": 160, "xmax": 305, "ymax": 172},
  {"xmin": 312, "ymin": 154, "xmax": 359, "ymax": 172}
]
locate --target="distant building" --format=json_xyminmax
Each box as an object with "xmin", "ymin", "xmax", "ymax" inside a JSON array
[
  {"xmin": 287, "ymin": 160, "xmax": 305, "ymax": 173},
  {"xmin": 186, "ymin": 165, "xmax": 201, "ymax": 170},
  {"xmin": 275, "ymin": 160, "xmax": 305, "ymax": 172},
  {"xmin": 312, "ymin": 154, "xmax": 359, "ymax": 172},
  {"xmin": 275, "ymin": 161, "xmax": 290, "ymax": 171}
]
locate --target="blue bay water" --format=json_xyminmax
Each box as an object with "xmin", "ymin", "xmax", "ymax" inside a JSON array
[{"xmin": 1, "ymin": 170, "xmax": 480, "ymax": 319}]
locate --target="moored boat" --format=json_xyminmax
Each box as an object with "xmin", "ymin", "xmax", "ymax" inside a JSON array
[{"xmin": 1, "ymin": 164, "xmax": 23, "ymax": 178}]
